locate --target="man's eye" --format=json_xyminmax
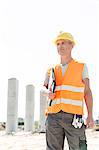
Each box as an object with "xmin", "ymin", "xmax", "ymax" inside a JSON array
[
  {"xmin": 57, "ymin": 43, "xmax": 60, "ymax": 46},
  {"xmin": 62, "ymin": 42, "xmax": 64, "ymax": 45}
]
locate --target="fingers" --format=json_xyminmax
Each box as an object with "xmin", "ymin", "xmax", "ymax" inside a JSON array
[
  {"xmin": 48, "ymin": 92, "xmax": 56, "ymax": 99},
  {"xmin": 86, "ymin": 121, "xmax": 94, "ymax": 128}
]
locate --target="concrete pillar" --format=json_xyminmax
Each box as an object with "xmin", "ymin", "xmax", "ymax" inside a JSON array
[
  {"xmin": 25, "ymin": 85, "xmax": 35, "ymax": 132},
  {"xmin": 6, "ymin": 78, "xmax": 18, "ymax": 133},
  {"xmin": 39, "ymin": 91, "xmax": 47, "ymax": 132}
]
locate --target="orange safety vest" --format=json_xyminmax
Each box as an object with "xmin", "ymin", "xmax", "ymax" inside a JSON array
[{"xmin": 47, "ymin": 59, "xmax": 85, "ymax": 115}]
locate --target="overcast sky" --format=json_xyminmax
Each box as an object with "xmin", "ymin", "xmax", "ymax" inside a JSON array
[{"xmin": 0, "ymin": 0, "xmax": 99, "ymax": 121}]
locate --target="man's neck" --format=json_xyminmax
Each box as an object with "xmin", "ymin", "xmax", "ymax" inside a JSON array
[{"xmin": 60, "ymin": 56, "xmax": 73, "ymax": 65}]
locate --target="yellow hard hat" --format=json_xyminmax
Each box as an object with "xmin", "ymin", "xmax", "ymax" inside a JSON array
[{"xmin": 54, "ymin": 31, "xmax": 75, "ymax": 45}]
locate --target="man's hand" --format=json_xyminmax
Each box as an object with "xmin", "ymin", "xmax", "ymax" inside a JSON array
[
  {"xmin": 86, "ymin": 116, "xmax": 94, "ymax": 128},
  {"xmin": 48, "ymin": 92, "xmax": 56, "ymax": 99}
]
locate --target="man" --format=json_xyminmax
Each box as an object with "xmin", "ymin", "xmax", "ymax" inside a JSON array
[{"xmin": 42, "ymin": 32, "xmax": 94, "ymax": 150}]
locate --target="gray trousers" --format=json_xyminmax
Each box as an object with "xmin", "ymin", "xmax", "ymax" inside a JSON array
[{"xmin": 46, "ymin": 111, "xmax": 87, "ymax": 150}]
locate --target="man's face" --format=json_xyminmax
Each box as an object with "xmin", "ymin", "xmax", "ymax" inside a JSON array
[{"xmin": 56, "ymin": 39, "xmax": 73, "ymax": 56}]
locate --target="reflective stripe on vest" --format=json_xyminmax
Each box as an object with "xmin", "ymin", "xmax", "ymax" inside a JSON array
[
  {"xmin": 51, "ymin": 98, "xmax": 83, "ymax": 106},
  {"xmin": 55, "ymin": 85, "xmax": 84, "ymax": 93}
]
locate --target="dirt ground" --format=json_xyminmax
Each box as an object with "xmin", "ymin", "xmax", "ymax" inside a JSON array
[{"xmin": 0, "ymin": 129, "xmax": 99, "ymax": 150}]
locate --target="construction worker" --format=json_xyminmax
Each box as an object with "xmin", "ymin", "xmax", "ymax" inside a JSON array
[{"xmin": 42, "ymin": 32, "xmax": 94, "ymax": 150}]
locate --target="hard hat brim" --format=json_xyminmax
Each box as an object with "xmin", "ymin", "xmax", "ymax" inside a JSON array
[{"xmin": 54, "ymin": 37, "xmax": 75, "ymax": 45}]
